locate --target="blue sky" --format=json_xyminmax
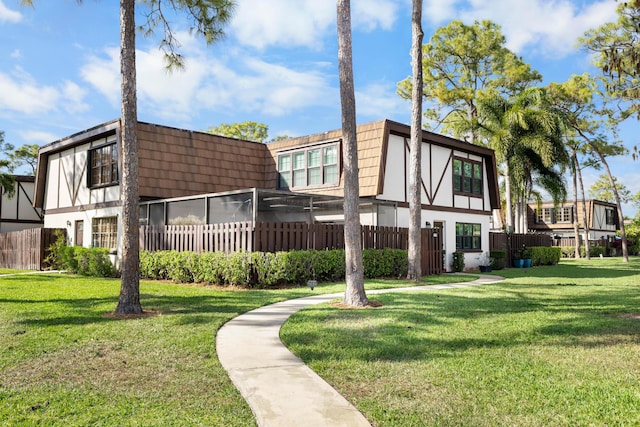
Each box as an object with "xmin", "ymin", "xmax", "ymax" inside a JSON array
[{"xmin": 1, "ymin": 0, "xmax": 638, "ymax": 213}]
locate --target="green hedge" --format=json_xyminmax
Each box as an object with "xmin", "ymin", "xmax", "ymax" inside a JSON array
[
  {"xmin": 56, "ymin": 246, "xmax": 114, "ymax": 277},
  {"xmin": 139, "ymin": 248, "xmax": 409, "ymax": 288},
  {"xmin": 529, "ymin": 246, "xmax": 561, "ymax": 266},
  {"xmin": 559, "ymin": 245, "xmax": 608, "ymax": 258}
]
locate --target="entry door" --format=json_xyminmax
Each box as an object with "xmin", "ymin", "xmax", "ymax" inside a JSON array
[
  {"xmin": 75, "ymin": 220, "xmax": 84, "ymax": 246},
  {"xmin": 433, "ymin": 221, "xmax": 445, "ymax": 269}
]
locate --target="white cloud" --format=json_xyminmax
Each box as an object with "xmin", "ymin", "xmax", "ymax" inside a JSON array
[
  {"xmin": 0, "ymin": 68, "xmax": 60, "ymax": 114},
  {"xmin": 80, "ymin": 47, "xmax": 120, "ymax": 107},
  {"xmin": 0, "ymin": 1, "xmax": 22, "ymax": 24},
  {"xmin": 80, "ymin": 41, "xmax": 337, "ymax": 122},
  {"xmin": 18, "ymin": 130, "xmax": 58, "ymax": 144},
  {"xmin": 355, "ymin": 82, "xmax": 411, "ymax": 121},
  {"xmin": 230, "ymin": 0, "xmax": 399, "ymax": 50},
  {"xmin": 10, "ymin": 49, "xmax": 21, "ymax": 59},
  {"xmin": 422, "ymin": 0, "xmax": 618, "ymax": 57},
  {"xmin": 0, "ymin": 66, "xmax": 90, "ymax": 117}
]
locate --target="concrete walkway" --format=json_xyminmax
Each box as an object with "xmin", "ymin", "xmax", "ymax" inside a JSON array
[{"xmin": 216, "ymin": 274, "xmax": 504, "ymax": 427}]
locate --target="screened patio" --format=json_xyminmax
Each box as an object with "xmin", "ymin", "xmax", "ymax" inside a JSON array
[{"xmin": 139, "ymin": 188, "xmax": 398, "ymax": 227}]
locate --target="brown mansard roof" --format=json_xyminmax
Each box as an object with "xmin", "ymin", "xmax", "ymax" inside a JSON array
[{"xmin": 34, "ymin": 118, "xmax": 500, "ymax": 211}]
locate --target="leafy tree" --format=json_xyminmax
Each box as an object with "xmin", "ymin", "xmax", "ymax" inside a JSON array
[
  {"xmin": 588, "ymin": 174, "xmax": 631, "ymax": 203},
  {"xmin": 397, "ymin": 20, "xmax": 541, "ymax": 143},
  {"xmin": 337, "ymin": 0, "xmax": 367, "ymax": 307},
  {"xmin": 581, "ymin": 0, "xmax": 640, "ymax": 118},
  {"xmin": 206, "ymin": 121, "xmax": 269, "ymax": 142},
  {"xmin": 476, "ymin": 88, "xmax": 568, "ymax": 233},
  {"xmin": 0, "ymin": 131, "xmax": 16, "ymax": 197},
  {"xmin": 407, "ymin": 0, "xmax": 423, "ymax": 281},
  {"xmin": 8, "ymin": 143, "xmax": 39, "ymax": 175},
  {"xmin": 547, "ymin": 73, "xmax": 630, "ymax": 262}
]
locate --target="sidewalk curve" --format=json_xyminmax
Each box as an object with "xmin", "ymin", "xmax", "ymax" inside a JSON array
[{"xmin": 216, "ymin": 274, "xmax": 504, "ymax": 427}]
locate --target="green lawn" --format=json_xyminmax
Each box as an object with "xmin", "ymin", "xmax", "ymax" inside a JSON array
[
  {"xmin": 281, "ymin": 257, "xmax": 640, "ymax": 426},
  {"xmin": 0, "ymin": 272, "xmax": 468, "ymax": 426}
]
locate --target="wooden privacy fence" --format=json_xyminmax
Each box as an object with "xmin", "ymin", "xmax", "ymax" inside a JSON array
[
  {"xmin": 140, "ymin": 222, "xmax": 443, "ymax": 275},
  {"xmin": 0, "ymin": 228, "xmax": 62, "ymax": 270},
  {"xmin": 489, "ymin": 232, "xmax": 552, "ymax": 265}
]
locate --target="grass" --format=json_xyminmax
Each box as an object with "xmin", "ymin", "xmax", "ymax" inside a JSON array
[
  {"xmin": 0, "ymin": 272, "xmax": 467, "ymax": 426},
  {"xmin": 281, "ymin": 257, "xmax": 640, "ymax": 426}
]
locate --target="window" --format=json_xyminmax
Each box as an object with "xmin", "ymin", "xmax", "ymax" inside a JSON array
[
  {"xmin": 536, "ymin": 208, "xmax": 553, "ymax": 223},
  {"xmin": 453, "ymin": 158, "xmax": 482, "ymax": 196},
  {"xmin": 92, "ymin": 216, "xmax": 117, "ymax": 249},
  {"xmin": 89, "ymin": 143, "xmax": 118, "ymax": 187},
  {"xmin": 277, "ymin": 143, "xmax": 339, "ymax": 189},
  {"xmin": 555, "ymin": 207, "xmax": 572, "ymax": 223},
  {"xmin": 605, "ymin": 207, "xmax": 615, "ymax": 225},
  {"xmin": 456, "ymin": 222, "xmax": 481, "ymax": 250}
]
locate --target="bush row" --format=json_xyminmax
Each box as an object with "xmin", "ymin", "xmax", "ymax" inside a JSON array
[
  {"xmin": 529, "ymin": 246, "xmax": 561, "ymax": 266},
  {"xmin": 139, "ymin": 248, "xmax": 408, "ymax": 288},
  {"xmin": 53, "ymin": 246, "xmax": 115, "ymax": 277},
  {"xmin": 560, "ymin": 245, "xmax": 608, "ymax": 258}
]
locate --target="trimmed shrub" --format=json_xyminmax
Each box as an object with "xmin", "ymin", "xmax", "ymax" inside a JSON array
[
  {"xmin": 138, "ymin": 248, "xmax": 412, "ymax": 287},
  {"xmin": 529, "ymin": 246, "xmax": 560, "ymax": 266},
  {"xmin": 452, "ymin": 251, "xmax": 465, "ymax": 272},
  {"xmin": 489, "ymin": 250, "xmax": 506, "ymax": 270}
]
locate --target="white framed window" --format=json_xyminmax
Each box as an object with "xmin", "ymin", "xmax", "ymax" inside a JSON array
[
  {"xmin": 92, "ymin": 216, "xmax": 118, "ymax": 249},
  {"xmin": 277, "ymin": 142, "xmax": 340, "ymax": 189}
]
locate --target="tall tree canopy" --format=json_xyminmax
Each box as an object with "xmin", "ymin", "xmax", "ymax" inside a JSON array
[
  {"xmin": 581, "ymin": 0, "xmax": 640, "ymax": 118},
  {"xmin": 589, "ymin": 174, "xmax": 632, "ymax": 203},
  {"xmin": 0, "ymin": 131, "xmax": 16, "ymax": 197},
  {"xmin": 397, "ymin": 19, "xmax": 541, "ymax": 143},
  {"xmin": 8, "ymin": 144, "xmax": 39, "ymax": 176},
  {"xmin": 206, "ymin": 121, "xmax": 269, "ymax": 142}
]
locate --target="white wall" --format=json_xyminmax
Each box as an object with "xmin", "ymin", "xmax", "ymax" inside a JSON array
[
  {"xmin": 45, "ymin": 206, "xmax": 122, "ymax": 268},
  {"xmin": 43, "ymin": 134, "xmax": 119, "ymax": 211}
]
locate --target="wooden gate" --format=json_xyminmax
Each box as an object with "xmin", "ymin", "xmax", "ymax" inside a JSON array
[{"xmin": 421, "ymin": 228, "xmax": 443, "ymax": 275}]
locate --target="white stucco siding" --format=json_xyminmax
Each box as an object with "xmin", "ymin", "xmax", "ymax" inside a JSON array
[
  {"xmin": 469, "ymin": 197, "xmax": 484, "ymax": 210},
  {"xmin": 380, "ymin": 135, "xmax": 406, "ymax": 202},
  {"xmin": 43, "ymin": 156, "xmax": 60, "ymax": 210},
  {"xmin": 396, "ymin": 206, "xmax": 492, "ymax": 271},
  {"xmin": 45, "ymin": 206, "xmax": 123, "ymax": 267},
  {"xmin": 57, "ymin": 150, "xmax": 76, "ymax": 208},
  {"xmin": 75, "ymin": 149, "xmax": 90, "ymax": 206}
]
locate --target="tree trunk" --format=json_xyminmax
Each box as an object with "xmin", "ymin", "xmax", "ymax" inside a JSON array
[
  {"xmin": 599, "ymin": 154, "xmax": 629, "ymax": 262},
  {"xmin": 504, "ymin": 162, "xmax": 514, "ymax": 233},
  {"xmin": 570, "ymin": 150, "xmax": 581, "ymax": 258},
  {"xmin": 407, "ymin": 0, "xmax": 424, "ymax": 281},
  {"xmin": 577, "ymin": 162, "xmax": 591, "ymax": 260},
  {"xmin": 116, "ymin": 0, "xmax": 142, "ymax": 314},
  {"xmin": 337, "ymin": 0, "xmax": 367, "ymax": 307}
]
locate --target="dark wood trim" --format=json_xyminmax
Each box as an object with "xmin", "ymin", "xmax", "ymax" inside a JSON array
[
  {"xmin": 0, "ymin": 219, "xmax": 44, "ymax": 225},
  {"xmin": 377, "ymin": 120, "xmax": 390, "ymax": 195},
  {"xmin": 396, "ymin": 201, "xmax": 490, "ymax": 215},
  {"xmin": 43, "ymin": 200, "xmax": 122, "ymax": 215}
]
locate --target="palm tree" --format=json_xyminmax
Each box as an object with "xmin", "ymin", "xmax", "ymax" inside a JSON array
[{"xmin": 477, "ymin": 87, "xmax": 569, "ymax": 233}]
